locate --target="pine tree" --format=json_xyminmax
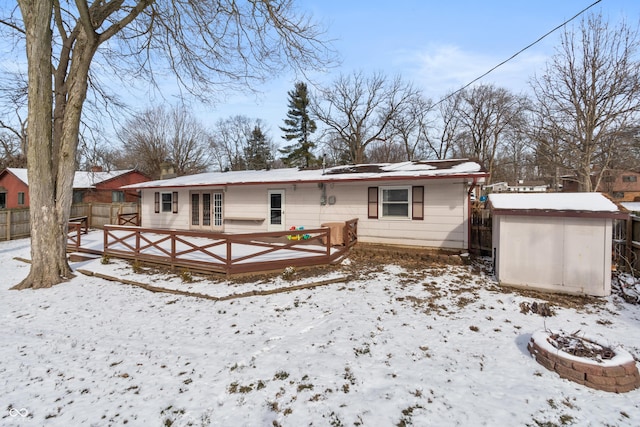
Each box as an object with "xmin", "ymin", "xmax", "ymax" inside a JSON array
[
  {"xmin": 245, "ymin": 125, "xmax": 273, "ymax": 170},
  {"xmin": 279, "ymin": 82, "xmax": 317, "ymax": 168}
]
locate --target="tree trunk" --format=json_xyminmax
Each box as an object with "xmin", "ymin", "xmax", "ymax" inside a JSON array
[{"xmin": 13, "ymin": 0, "xmax": 71, "ymax": 289}]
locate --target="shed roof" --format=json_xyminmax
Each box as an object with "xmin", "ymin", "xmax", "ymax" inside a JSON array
[
  {"xmin": 488, "ymin": 192, "xmax": 626, "ymax": 219},
  {"xmin": 123, "ymin": 159, "xmax": 487, "ymax": 190}
]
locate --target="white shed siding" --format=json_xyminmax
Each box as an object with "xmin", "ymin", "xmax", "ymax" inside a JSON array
[{"xmin": 494, "ymin": 215, "xmax": 611, "ymax": 296}]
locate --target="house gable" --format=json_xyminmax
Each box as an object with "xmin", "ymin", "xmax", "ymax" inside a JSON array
[{"xmin": 0, "ymin": 169, "xmax": 30, "ymax": 209}]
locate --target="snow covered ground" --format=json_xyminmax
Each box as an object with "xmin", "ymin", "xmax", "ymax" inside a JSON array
[{"xmin": 1, "ymin": 236, "xmax": 639, "ymax": 426}]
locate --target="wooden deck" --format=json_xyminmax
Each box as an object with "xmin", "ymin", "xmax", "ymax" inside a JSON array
[{"xmin": 67, "ymin": 219, "xmax": 358, "ymax": 275}]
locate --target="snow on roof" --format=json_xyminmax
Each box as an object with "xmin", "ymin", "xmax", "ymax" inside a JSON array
[
  {"xmin": 6, "ymin": 168, "xmax": 29, "ymax": 185},
  {"xmin": 72, "ymin": 170, "xmax": 135, "ymax": 188},
  {"xmin": 123, "ymin": 159, "xmax": 487, "ymax": 189},
  {"xmin": 488, "ymin": 192, "xmax": 620, "ymax": 213},
  {"xmin": 5, "ymin": 168, "xmax": 134, "ymax": 189},
  {"xmin": 621, "ymin": 202, "xmax": 640, "ymax": 213}
]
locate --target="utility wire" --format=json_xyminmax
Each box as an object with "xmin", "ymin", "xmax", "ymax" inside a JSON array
[{"xmin": 432, "ymin": 0, "xmax": 603, "ymax": 107}]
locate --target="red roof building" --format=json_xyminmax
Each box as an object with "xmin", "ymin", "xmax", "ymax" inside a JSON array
[{"xmin": 0, "ymin": 167, "xmax": 151, "ymax": 209}]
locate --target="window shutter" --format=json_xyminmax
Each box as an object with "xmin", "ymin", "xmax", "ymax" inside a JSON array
[
  {"xmin": 368, "ymin": 187, "xmax": 378, "ymax": 219},
  {"xmin": 412, "ymin": 186, "xmax": 424, "ymax": 220},
  {"xmin": 154, "ymin": 192, "xmax": 160, "ymax": 213},
  {"xmin": 172, "ymin": 191, "xmax": 178, "ymax": 213}
]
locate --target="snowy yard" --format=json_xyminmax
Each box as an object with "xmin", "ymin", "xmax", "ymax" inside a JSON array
[{"xmin": 1, "ymin": 237, "xmax": 639, "ymax": 426}]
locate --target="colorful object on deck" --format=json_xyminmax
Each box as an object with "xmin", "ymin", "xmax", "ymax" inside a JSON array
[{"xmin": 287, "ymin": 226, "xmax": 311, "ymax": 240}]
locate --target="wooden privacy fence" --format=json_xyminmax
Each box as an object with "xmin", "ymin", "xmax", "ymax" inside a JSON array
[
  {"xmin": 0, "ymin": 202, "xmax": 139, "ymax": 241},
  {"xmin": 470, "ymin": 208, "xmax": 492, "ymax": 255},
  {"xmin": 616, "ymin": 215, "xmax": 640, "ymax": 272},
  {"xmin": 68, "ymin": 218, "xmax": 359, "ymax": 275},
  {"xmin": 0, "ymin": 208, "xmax": 30, "ymax": 241}
]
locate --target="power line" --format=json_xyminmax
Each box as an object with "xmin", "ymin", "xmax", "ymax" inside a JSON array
[{"xmin": 432, "ymin": 0, "xmax": 603, "ymax": 107}]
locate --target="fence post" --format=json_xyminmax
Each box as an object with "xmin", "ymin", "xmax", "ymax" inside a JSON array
[
  {"xmin": 88, "ymin": 203, "xmax": 93, "ymax": 228},
  {"xmin": 326, "ymin": 228, "xmax": 331, "ymax": 256},
  {"xmin": 6, "ymin": 210, "xmax": 11, "ymax": 241},
  {"xmin": 626, "ymin": 218, "xmax": 632, "ymax": 273}
]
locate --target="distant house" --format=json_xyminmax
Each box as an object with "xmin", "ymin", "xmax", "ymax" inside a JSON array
[
  {"xmin": 123, "ymin": 159, "xmax": 489, "ymax": 251},
  {"xmin": 562, "ymin": 170, "xmax": 640, "ymax": 202},
  {"xmin": 484, "ymin": 180, "xmax": 548, "ymax": 193},
  {"xmin": 0, "ymin": 167, "xmax": 150, "ymax": 209}
]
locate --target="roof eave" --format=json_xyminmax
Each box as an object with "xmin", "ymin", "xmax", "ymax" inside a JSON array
[
  {"xmin": 490, "ymin": 208, "xmax": 627, "ymax": 220},
  {"xmin": 124, "ymin": 171, "xmax": 490, "ymax": 190}
]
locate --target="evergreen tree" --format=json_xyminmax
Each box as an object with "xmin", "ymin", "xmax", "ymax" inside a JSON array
[
  {"xmin": 245, "ymin": 125, "xmax": 273, "ymax": 170},
  {"xmin": 279, "ymin": 82, "xmax": 317, "ymax": 168}
]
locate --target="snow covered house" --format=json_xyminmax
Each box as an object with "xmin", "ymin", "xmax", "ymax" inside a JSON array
[
  {"xmin": 489, "ymin": 192, "xmax": 626, "ymax": 297},
  {"xmin": 123, "ymin": 159, "xmax": 488, "ymax": 251},
  {"xmin": 0, "ymin": 167, "xmax": 150, "ymax": 209}
]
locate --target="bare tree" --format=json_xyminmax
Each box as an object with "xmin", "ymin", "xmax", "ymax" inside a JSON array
[
  {"xmin": 0, "ymin": 71, "xmax": 28, "ymax": 162},
  {"xmin": 530, "ymin": 13, "xmax": 640, "ymax": 191},
  {"xmin": 1, "ymin": 1, "xmax": 331, "ymax": 289},
  {"xmin": 425, "ymin": 91, "xmax": 462, "ymax": 160},
  {"xmin": 312, "ymin": 71, "xmax": 420, "ymax": 164},
  {"xmin": 387, "ymin": 92, "xmax": 432, "ymax": 161},
  {"xmin": 117, "ymin": 105, "xmax": 211, "ymax": 178},
  {"xmin": 210, "ymin": 115, "xmax": 275, "ymax": 171},
  {"xmin": 0, "ymin": 130, "xmax": 27, "ymax": 168},
  {"xmin": 366, "ymin": 140, "xmax": 407, "ymax": 163},
  {"xmin": 453, "ymin": 84, "xmax": 528, "ymax": 183}
]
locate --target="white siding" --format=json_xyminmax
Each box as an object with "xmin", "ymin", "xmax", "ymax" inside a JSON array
[
  {"xmin": 140, "ymin": 189, "xmax": 191, "ymax": 230},
  {"xmin": 140, "ymin": 178, "xmax": 470, "ymax": 250},
  {"xmin": 494, "ymin": 215, "xmax": 611, "ymax": 296}
]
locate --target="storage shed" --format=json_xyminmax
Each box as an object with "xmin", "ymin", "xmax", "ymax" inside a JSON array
[{"xmin": 488, "ymin": 193, "xmax": 627, "ymax": 297}]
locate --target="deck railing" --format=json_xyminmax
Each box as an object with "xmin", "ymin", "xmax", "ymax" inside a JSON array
[
  {"xmin": 344, "ymin": 218, "xmax": 358, "ymax": 248},
  {"xmin": 117, "ymin": 212, "xmax": 140, "ymax": 226},
  {"xmin": 69, "ymin": 219, "xmax": 358, "ymax": 275}
]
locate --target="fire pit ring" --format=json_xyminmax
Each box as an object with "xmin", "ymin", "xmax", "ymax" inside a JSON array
[{"xmin": 528, "ymin": 330, "xmax": 640, "ymax": 393}]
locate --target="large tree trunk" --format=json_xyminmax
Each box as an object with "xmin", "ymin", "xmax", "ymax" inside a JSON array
[{"xmin": 13, "ymin": 0, "xmax": 72, "ymax": 290}]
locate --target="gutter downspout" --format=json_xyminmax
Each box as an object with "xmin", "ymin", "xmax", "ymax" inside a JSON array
[{"xmin": 467, "ymin": 177, "xmax": 477, "ymax": 253}]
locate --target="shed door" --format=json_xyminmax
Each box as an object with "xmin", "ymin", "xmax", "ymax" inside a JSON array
[{"xmin": 268, "ymin": 190, "xmax": 285, "ymax": 231}]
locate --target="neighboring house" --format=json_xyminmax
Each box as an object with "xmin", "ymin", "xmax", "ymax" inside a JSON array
[
  {"xmin": 0, "ymin": 169, "xmax": 29, "ymax": 209},
  {"xmin": 621, "ymin": 201, "xmax": 640, "ymax": 215},
  {"xmin": 562, "ymin": 170, "xmax": 640, "ymax": 201},
  {"xmin": 489, "ymin": 192, "xmax": 626, "ymax": 297},
  {"xmin": 484, "ymin": 180, "xmax": 548, "ymax": 193},
  {"xmin": 0, "ymin": 167, "xmax": 150, "ymax": 209},
  {"xmin": 123, "ymin": 159, "xmax": 489, "ymax": 251}
]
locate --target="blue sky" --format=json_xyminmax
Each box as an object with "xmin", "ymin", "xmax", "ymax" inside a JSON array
[
  {"xmin": 187, "ymin": 0, "xmax": 638, "ymax": 140},
  {"xmin": 1, "ymin": 1, "xmax": 638, "ymax": 145}
]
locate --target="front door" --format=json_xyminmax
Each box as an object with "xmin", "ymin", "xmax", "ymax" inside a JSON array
[{"xmin": 268, "ymin": 189, "xmax": 285, "ymax": 231}]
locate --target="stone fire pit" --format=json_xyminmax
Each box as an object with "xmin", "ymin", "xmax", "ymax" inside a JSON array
[{"xmin": 528, "ymin": 330, "xmax": 640, "ymax": 393}]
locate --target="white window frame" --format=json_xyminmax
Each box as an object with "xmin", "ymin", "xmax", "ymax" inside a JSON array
[{"xmin": 379, "ymin": 186, "xmax": 411, "ymax": 220}]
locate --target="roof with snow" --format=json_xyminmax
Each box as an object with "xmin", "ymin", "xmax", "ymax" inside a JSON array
[
  {"xmin": 4, "ymin": 168, "xmax": 137, "ymax": 189},
  {"xmin": 488, "ymin": 192, "xmax": 626, "ymax": 219},
  {"xmin": 123, "ymin": 159, "xmax": 487, "ymax": 190}
]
